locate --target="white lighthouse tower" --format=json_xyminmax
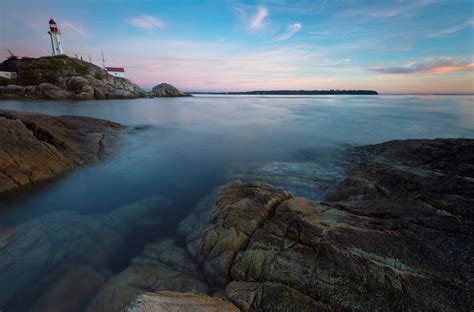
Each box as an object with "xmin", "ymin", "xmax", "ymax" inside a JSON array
[{"xmin": 48, "ymin": 18, "xmax": 64, "ymax": 56}]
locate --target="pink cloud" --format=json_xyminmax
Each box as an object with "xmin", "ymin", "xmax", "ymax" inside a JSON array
[{"xmin": 373, "ymin": 57, "xmax": 474, "ymax": 75}]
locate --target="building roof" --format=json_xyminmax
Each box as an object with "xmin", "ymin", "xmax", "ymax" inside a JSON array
[
  {"xmin": 49, "ymin": 18, "xmax": 56, "ymax": 24},
  {"xmin": 105, "ymin": 67, "xmax": 125, "ymax": 72}
]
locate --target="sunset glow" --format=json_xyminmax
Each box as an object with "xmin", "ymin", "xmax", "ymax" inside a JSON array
[{"xmin": 1, "ymin": 0, "xmax": 473, "ymax": 93}]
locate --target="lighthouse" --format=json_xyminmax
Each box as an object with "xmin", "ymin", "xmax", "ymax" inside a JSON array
[{"xmin": 48, "ymin": 18, "xmax": 64, "ymax": 56}]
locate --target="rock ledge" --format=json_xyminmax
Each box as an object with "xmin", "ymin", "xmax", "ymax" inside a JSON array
[{"xmin": 0, "ymin": 109, "xmax": 124, "ymax": 194}]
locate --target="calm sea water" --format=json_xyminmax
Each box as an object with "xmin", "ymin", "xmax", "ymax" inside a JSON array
[{"xmin": 0, "ymin": 95, "xmax": 472, "ymax": 310}]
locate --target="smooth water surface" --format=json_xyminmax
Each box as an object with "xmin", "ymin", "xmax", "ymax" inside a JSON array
[{"xmin": 0, "ymin": 95, "xmax": 472, "ymax": 310}]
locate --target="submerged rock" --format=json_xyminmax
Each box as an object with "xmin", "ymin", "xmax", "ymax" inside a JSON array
[
  {"xmin": 87, "ymin": 239, "xmax": 208, "ymax": 312},
  {"xmin": 0, "ymin": 55, "xmax": 146, "ymax": 99},
  {"xmin": 0, "ymin": 109, "xmax": 124, "ymax": 194},
  {"xmin": 33, "ymin": 266, "xmax": 106, "ymax": 312},
  {"xmin": 228, "ymin": 160, "xmax": 344, "ymax": 201},
  {"xmin": 151, "ymin": 83, "xmax": 190, "ymax": 97},
  {"xmin": 0, "ymin": 196, "xmax": 165, "ymax": 310}
]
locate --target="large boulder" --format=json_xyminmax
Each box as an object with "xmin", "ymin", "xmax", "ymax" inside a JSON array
[
  {"xmin": 0, "ymin": 109, "xmax": 124, "ymax": 194},
  {"xmin": 151, "ymin": 83, "xmax": 189, "ymax": 97},
  {"xmin": 192, "ymin": 181, "xmax": 291, "ymax": 288}
]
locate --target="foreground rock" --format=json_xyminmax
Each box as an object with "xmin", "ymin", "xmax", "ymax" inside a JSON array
[
  {"xmin": 0, "ymin": 109, "xmax": 124, "ymax": 194},
  {"xmin": 89, "ymin": 138, "xmax": 473, "ymax": 311},
  {"xmin": 125, "ymin": 291, "xmax": 238, "ymax": 312},
  {"xmin": 197, "ymin": 139, "xmax": 474, "ymax": 311},
  {"xmin": 0, "ymin": 55, "xmax": 145, "ymax": 99},
  {"xmin": 151, "ymin": 83, "xmax": 190, "ymax": 97}
]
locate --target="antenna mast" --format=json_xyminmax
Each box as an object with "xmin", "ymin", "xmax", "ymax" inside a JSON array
[{"xmin": 101, "ymin": 51, "xmax": 106, "ymax": 69}]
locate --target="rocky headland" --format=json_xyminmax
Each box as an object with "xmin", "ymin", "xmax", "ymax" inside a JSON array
[
  {"xmin": 0, "ymin": 55, "xmax": 146, "ymax": 99},
  {"xmin": 0, "ymin": 109, "xmax": 124, "ymax": 194},
  {"xmin": 0, "ymin": 56, "xmax": 190, "ymax": 100},
  {"xmin": 85, "ymin": 138, "xmax": 473, "ymax": 311}
]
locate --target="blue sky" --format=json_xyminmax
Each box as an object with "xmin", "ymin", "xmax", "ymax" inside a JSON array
[{"xmin": 1, "ymin": 0, "xmax": 473, "ymax": 93}]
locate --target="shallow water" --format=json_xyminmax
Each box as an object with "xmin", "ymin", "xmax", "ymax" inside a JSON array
[{"xmin": 0, "ymin": 95, "xmax": 472, "ymax": 310}]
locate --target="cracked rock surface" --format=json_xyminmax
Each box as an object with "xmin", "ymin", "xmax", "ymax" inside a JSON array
[
  {"xmin": 0, "ymin": 109, "xmax": 124, "ymax": 194},
  {"xmin": 88, "ymin": 138, "xmax": 473, "ymax": 311}
]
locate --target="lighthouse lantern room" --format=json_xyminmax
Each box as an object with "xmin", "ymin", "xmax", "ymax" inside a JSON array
[{"xmin": 48, "ymin": 18, "xmax": 64, "ymax": 56}]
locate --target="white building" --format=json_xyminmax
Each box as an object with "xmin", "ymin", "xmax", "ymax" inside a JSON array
[
  {"xmin": 105, "ymin": 67, "xmax": 126, "ymax": 78},
  {"xmin": 0, "ymin": 71, "xmax": 17, "ymax": 79},
  {"xmin": 48, "ymin": 18, "xmax": 64, "ymax": 56}
]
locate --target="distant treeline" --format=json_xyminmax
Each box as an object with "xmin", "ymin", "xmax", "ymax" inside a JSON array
[{"xmin": 191, "ymin": 90, "xmax": 378, "ymax": 95}]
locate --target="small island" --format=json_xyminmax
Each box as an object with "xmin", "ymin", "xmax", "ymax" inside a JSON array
[{"xmin": 192, "ymin": 89, "xmax": 378, "ymax": 95}]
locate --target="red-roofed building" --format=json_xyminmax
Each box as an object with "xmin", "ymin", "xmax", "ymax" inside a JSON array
[{"xmin": 105, "ymin": 67, "xmax": 125, "ymax": 78}]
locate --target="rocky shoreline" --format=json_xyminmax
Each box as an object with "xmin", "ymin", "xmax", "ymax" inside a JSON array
[
  {"xmin": 86, "ymin": 138, "xmax": 473, "ymax": 311},
  {"xmin": 0, "ymin": 109, "xmax": 124, "ymax": 194},
  {"xmin": 0, "ymin": 109, "xmax": 472, "ymax": 311},
  {"xmin": 0, "ymin": 56, "xmax": 189, "ymax": 100}
]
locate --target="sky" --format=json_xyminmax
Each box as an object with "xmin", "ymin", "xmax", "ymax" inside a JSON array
[{"xmin": 0, "ymin": 0, "xmax": 473, "ymax": 93}]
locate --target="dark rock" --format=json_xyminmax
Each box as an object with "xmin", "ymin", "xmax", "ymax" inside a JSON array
[
  {"xmin": 323, "ymin": 176, "xmax": 384, "ymax": 201},
  {"xmin": 151, "ymin": 83, "xmax": 190, "ymax": 97},
  {"xmin": 0, "ymin": 109, "xmax": 124, "ymax": 194},
  {"xmin": 182, "ymin": 138, "xmax": 473, "ymax": 311}
]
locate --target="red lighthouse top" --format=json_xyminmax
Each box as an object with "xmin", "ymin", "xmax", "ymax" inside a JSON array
[{"xmin": 49, "ymin": 18, "xmax": 59, "ymax": 33}]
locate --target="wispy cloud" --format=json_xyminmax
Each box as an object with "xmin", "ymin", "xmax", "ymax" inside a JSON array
[
  {"xmin": 232, "ymin": 6, "xmax": 246, "ymax": 17},
  {"xmin": 250, "ymin": 7, "xmax": 268, "ymax": 29},
  {"xmin": 334, "ymin": 58, "xmax": 352, "ymax": 65},
  {"xmin": 277, "ymin": 22, "xmax": 302, "ymax": 41},
  {"xmin": 373, "ymin": 57, "xmax": 474, "ymax": 75},
  {"xmin": 62, "ymin": 22, "xmax": 88, "ymax": 37},
  {"xmin": 127, "ymin": 15, "xmax": 164, "ymax": 30},
  {"xmin": 428, "ymin": 19, "xmax": 474, "ymax": 37},
  {"xmin": 344, "ymin": 0, "xmax": 438, "ymax": 19}
]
